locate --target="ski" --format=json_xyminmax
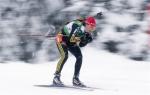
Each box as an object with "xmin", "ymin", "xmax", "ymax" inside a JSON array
[
  {"xmin": 49, "ymin": 84, "xmax": 96, "ymax": 91},
  {"xmin": 34, "ymin": 84, "xmax": 100, "ymax": 91}
]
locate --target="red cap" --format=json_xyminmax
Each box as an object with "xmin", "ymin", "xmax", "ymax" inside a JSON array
[{"xmin": 85, "ymin": 16, "xmax": 96, "ymax": 27}]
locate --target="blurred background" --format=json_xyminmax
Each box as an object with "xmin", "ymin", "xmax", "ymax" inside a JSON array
[{"xmin": 0, "ymin": 0, "xmax": 150, "ymax": 63}]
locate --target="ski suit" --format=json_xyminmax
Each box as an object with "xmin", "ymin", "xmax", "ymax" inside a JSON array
[{"xmin": 55, "ymin": 20, "xmax": 93, "ymax": 78}]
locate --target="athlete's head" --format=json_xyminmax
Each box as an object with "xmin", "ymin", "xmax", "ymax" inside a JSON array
[{"xmin": 85, "ymin": 16, "xmax": 96, "ymax": 32}]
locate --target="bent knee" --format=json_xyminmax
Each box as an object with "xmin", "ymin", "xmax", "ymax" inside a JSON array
[
  {"xmin": 76, "ymin": 55, "xmax": 82, "ymax": 60},
  {"xmin": 61, "ymin": 53, "xmax": 68, "ymax": 60}
]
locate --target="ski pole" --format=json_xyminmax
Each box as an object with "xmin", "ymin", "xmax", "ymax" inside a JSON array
[{"xmin": 17, "ymin": 34, "xmax": 56, "ymax": 38}]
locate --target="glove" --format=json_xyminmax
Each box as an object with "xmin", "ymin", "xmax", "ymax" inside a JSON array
[
  {"xmin": 79, "ymin": 32, "xmax": 93, "ymax": 47},
  {"xmin": 56, "ymin": 33, "xmax": 63, "ymax": 43},
  {"xmin": 79, "ymin": 38, "xmax": 87, "ymax": 47},
  {"xmin": 85, "ymin": 32, "xmax": 93, "ymax": 43}
]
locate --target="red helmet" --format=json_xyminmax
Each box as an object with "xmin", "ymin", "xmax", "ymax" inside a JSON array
[{"xmin": 85, "ymin": 16, "xmax": 96, "ymax": 27}]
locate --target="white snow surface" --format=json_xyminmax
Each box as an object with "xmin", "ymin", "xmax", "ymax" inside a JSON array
[{"xmin": 0, "ymin": 46, "xmax": 149, "ymax": 95}]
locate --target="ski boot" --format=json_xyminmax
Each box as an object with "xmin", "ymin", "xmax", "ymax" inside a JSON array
[
  {"xmin": 53, "ymin": 74, "xmax": 64, "ymax": 87},
  {"xmin": 73, "ymin": 77, "xmax": 86, "ymax": 87}
]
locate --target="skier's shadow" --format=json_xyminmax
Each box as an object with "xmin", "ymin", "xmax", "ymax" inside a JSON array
[{"xmin": 34, "ymin": 84, "xmax": 95, "ymax": 91}]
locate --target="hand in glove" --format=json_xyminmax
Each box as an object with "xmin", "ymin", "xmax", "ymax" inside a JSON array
[{"xmin": 79, "ymin": 32, "xmax": 93, "ymax": 47}]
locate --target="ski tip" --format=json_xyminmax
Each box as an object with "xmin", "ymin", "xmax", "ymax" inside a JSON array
[{"xmin": 34, "ymin": 84, "xmax": 51, "ymax": 87}]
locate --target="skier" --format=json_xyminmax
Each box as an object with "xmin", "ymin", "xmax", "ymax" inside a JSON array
[{"xmin": 53, "ymin": 16, "xmax": 96, "ymax": 87}]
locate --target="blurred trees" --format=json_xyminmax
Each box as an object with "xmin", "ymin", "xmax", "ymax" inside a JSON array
[{"xmin": 0, "ymin": 0, "xmax": 150, "ymax": 62}]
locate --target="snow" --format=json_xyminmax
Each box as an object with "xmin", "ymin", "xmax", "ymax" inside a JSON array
[{"xmin": 0, "ymin": 46, "xmax": 149, "ymax": 95}]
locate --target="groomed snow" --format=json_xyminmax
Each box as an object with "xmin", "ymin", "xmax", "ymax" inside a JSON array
[{"xmin": 0, "ymin": 46, "xmax": 149, "ymax": 95}]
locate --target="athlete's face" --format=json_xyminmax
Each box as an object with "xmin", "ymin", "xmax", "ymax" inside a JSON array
[{"xmin": 85, "ymin": 23, "xmax": 96, "ymax": 32}]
